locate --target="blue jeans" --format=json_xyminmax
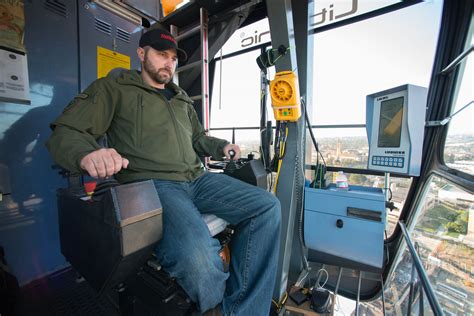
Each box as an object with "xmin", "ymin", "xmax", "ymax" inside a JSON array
[{"xmin": 152, "ymin": 172, "xmax": 281, "ymax": 315}]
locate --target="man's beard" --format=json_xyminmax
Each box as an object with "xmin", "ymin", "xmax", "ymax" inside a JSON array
[{"xmin": 143, "ymin": 52, "xmax": 173, "ymax": 85}]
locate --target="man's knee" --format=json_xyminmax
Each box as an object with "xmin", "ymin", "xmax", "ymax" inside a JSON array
[
  {"xmin": 177, "ymin": 245, "xmax": 227, "ymax": 311},
  {"xmin": 263, "ymin": 193, "xmax": 282, "ymax": 225}
]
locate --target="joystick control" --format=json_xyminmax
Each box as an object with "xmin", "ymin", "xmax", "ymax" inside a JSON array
[{"xmin": 224, "ymin": 149, "xmax": 237, "ymax": 174}]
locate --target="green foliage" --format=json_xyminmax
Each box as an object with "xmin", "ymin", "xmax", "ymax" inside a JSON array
[
  {"xmin": 445, "ymin": 231, "xmax": 459, "ymax": 238},
  {"xmin": 429, "ymin": 204, "xmax": 469, "ymax": 234},
  {"xmin": 420, "ymin": 204, "xmax": 469, "ymax": 235},
  {"xmin": 445, "ymin": 210, "xmax": 468, "ymax": 234},
  {"xmin": 349, "ymin": 173, "xmax": 368, "ymax": 185},
  {"xmin": 421, "ymin": 218, "xmax": 441, "ymax": 230},
  {"xmin": 445, "ymin": 221, "xmax": 466, "ymax": 234},
  {"xmin": 420, "ymin": 227, "xmax": 436, "ymax": 233},
  {"xmin": 429, "ymin": 204, "xmax": 454, "ymax": 219}
]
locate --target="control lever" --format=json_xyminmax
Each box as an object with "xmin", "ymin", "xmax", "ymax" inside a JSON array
[{"xmin": 225, "ymin": 149, "xmax": 237, "ymax": 174}]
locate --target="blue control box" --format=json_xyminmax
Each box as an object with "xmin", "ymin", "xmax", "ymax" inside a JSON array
[{"xmin": 304, "ymin": 184, "xmax": 386, "ymax": 272}]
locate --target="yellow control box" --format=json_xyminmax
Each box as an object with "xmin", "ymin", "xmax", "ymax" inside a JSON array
[{"xmin": 270, "ymin": 71, "xmax": 301, "ymax": 121}]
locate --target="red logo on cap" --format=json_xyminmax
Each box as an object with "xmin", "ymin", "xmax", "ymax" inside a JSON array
[{"xmin": 161, "ymin": 34, "xmax": 176, "ymax": 44}]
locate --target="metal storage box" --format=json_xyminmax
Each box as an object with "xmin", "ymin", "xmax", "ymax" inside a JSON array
[
  {"xmin": 57, "ymin": 180, "xmax": 163, "ymax": 292},
  {"xmin": 304, "ymin": 184, "xmax": 386, "ymax": 272}
]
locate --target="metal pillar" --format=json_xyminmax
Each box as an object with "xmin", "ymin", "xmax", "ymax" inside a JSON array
[
  {"xmin": 200, "ymin": 8, "xmax": 210, "ymax": 133},
  {"xmin": 266, "ymin": 0, "xmax": 313, "ymax": 302},
  {"xmin": 289, "ymin": 0, "xmax": 315, "ymax": 284}
]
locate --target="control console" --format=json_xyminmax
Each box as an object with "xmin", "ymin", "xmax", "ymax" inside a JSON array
[{"xmin": 209, "ymin": 153, "xmax": 268, "ymax": 190}]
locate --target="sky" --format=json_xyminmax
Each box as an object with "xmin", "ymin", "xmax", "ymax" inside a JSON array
[{"xmin": 210, "ymin": 0, "xmax": 473, "ymax": 140}]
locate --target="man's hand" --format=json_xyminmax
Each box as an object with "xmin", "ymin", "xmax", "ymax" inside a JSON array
[
  {"xmin": 223, "ymin": 144, "xmax": 241, "ymax": 160},
  {"xmin": 79, "ymin": 148, "xmax": 129, "ymax": 179}
]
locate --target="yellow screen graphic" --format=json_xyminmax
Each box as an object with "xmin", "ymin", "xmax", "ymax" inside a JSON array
[{"xmin": 378, "ymin": 97, "xmax": 404, "ymax": 148}]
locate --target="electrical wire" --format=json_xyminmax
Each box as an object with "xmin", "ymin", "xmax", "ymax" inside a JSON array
[
  {"xmin": 294, "ymin": 100, "xmax": 310, "ymax": 271},
  {"xmin": 273, "ymin": 125, "xmax": 288, "ymax": 192},
  {"xmin": 258, "ymin": 68, "xmax": 273, "ymax": 191},
  {"xmin": 313, "ymin": 268, "xmax": 329, "ymax": 290},
  {"xmin": 271, "ymin": 291, "xmax": 288, "ymax": 313},
  {"xmin": 259, "ymin": 72, "xmax": 267, "ymax": 163}
]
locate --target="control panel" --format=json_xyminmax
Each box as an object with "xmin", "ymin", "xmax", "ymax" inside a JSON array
[{"xmin": 366, "ymin": 84, "xmax": 428, "ymax": 176}]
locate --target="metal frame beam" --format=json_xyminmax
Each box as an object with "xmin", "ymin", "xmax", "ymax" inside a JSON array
[
  {"xmin": 288, "ymin": 0, "xmax": 315, "ymax": 284},
  {"xmin": 266, "ymin": 0, "xmax": 313, "ymax": 302}
]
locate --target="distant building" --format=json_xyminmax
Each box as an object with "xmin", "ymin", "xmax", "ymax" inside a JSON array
[{"xmin": 438, "ymin": 184, "xmax": 474, "ymax": 205}]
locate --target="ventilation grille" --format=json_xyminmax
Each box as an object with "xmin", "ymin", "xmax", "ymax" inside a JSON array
[
  {"xmin": 94, "ymin": 18, "xmax": 112, "ymax": 36},
  {"xmin": 116, "ymin": 28, "xmax": 131, "ymax": 43},
  {"xmin": 44, "ymin": 0, "xmax": 67, "ymax": 17}
]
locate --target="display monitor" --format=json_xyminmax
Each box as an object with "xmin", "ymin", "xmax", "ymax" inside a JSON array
[
  {"xmin": 366, "ymin": 85, "xmax": 427, "ymax": 176},
  {"xmin": 378, "ymin": 97, "xmax": 404, "ymax": 148}
]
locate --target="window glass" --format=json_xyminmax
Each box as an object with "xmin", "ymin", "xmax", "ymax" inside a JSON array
[
  {"xmin": 312, "ymin": 1, "xmax": 442, "ymax": 126},
  {"xmin": 410, "ymin": 176, "xmax": 473, "ymax": 314},
  {"xmin": 219, "ymin": 1, "xmax": 405, "ymax": 55},
  {"xmin": 209, "ymin": 129, "xmax": 261, "ymax": 157},
  {"xmin": 313, "ymin": 127, "xmax": 368, "ymax": 168},
  {"xmin": 382, "ymin": 238, "xmax": 442, "ymax": 315},
  {"xmin": 220, "ymin": 19, "xmax": 270, "ymax": 55},
  {"xmin": 444, "ymin": 34, "xmax": 474, "ymax": 175},
  {"xmin": 210, "ymin": 49, "xmax": 275, "ymax": 158},
  {"xmin": 372, "ymin": 176, "xmax": 473, "ymax": 315},
  {"xmin": 311, "ymin": 0, "xmax": 400, "ymax": 29},
  {"xmin": 211, "ymin": 50, "xmax": 263, "ymax": 129}
]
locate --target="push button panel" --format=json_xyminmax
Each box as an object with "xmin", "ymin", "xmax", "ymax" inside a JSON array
[{"xmin": 372, "ymin": 156, "xmax": 404, "ymax": 168}]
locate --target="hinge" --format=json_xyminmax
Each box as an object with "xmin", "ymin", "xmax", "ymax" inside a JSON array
[{"xmin": 426, "ymin": 100, "xmax": 473, "ymax": 127}]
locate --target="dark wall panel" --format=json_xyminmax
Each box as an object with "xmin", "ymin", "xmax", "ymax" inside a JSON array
[
  {"xmin": 78, "ymin": 0, "xmax": 142, "ymax": 90},
  {"xmin": 0, "ymin": 0, "xmax": 78, "ymax": 285}
]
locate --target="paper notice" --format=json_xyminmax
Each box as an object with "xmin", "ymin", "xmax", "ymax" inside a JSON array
[
  {"xmin": 0, "ymin": 48, "xmax": 30, "ymax": 104},
  {"xmin": 97, "ymin": 46, "xmax": 131, "ymax": 79}
]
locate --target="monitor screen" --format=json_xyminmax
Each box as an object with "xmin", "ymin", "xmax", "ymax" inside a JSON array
[{"xmin": 377, "ymin": 97, "xmax": 404, "ymax": 148}]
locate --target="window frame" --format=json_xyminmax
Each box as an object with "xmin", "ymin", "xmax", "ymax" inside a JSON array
[
  {"xmin": 439, "ymin": 20, "xmax": 474, "ymax": 182},
  {"xmin": 400, "ymin": 1, "xmax": 474, "ymax": 245}
]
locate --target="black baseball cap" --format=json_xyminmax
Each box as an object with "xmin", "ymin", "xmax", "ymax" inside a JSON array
[{"xmin": 139, "ymin": 28, "xmax": 188, "ymax": 62}]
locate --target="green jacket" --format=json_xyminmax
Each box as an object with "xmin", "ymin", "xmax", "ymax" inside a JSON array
[{"xmin": 46, "ymin": 69, "xmax": 229, "ymax": 183}]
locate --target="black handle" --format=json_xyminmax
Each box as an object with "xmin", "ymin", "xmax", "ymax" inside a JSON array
[
  {"xmin": 228, "ymin": 149, "xmax": 236, "ymax": 160},
  {"xmin": 347, "ymin": 207, "xmax": 382, "ymax": 222},
  {"xmin": 336, "ymin": 219, "xmax": 344, "ymax": 228}
]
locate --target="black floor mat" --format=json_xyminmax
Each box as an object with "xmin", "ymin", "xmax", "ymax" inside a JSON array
[{"xmin": 19, "ymin": 267, "xmax": 118, "ymax": 316}]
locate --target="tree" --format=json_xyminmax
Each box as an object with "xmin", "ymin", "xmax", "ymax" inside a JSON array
[
  {"xmin": 349, "ymin": 173, "xmax": 368, "ymax": 185},
  {"xmin": 445, "ymin": 153, "xmax": 455, "ymax": 163}
]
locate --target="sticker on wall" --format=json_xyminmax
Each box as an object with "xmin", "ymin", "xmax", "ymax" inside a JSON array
[
  {"xmin": 97, "ymin": 46, "xmax": 131, "ymax": 79},
  {"xmin": 0, "ymin": 48, "xmax": 30, "ymax": 104},
  {"xmin": 0, "ymin": 0, "xmax": 26, "ymax": 53}
]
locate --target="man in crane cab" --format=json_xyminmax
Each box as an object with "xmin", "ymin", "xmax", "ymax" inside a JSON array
[{"xmin": 46, "ymin": 28, "xmax": 281, "ymax": 316}]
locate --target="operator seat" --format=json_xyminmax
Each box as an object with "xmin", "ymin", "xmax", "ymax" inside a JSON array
[{"xmin": 56, "ymin": 178, "xmax": 231, "ymax": 315}]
